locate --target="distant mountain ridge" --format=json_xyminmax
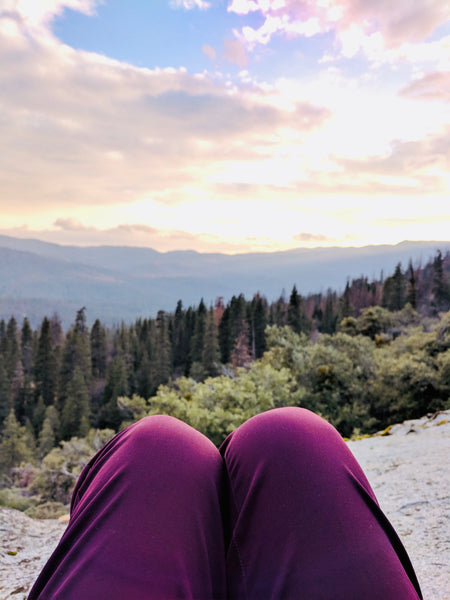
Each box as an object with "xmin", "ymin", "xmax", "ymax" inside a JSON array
[{"xmin": 0, "ymin": 235, "xmax": 449, "ymax": 328}]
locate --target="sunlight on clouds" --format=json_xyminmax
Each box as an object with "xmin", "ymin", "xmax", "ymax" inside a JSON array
[
  {"xmin": 339, "ymin": 24, "xmax": 369, "ymax": 58},
  {"xmin": 91, "ymin": 194, "xmax": 343, "ymax": 248},
  {"xmin": 4, "ymin": 189, "xmax": 449, "ymax": 251},
  {"xmin": 0, "ymin": 0, "xmax": 449, "ymax": 252},
  {"xmin": 228, "ymin": 0, "xmax": 450, "ymax": 70},
  {"xmin": 274, "ymin": 70, "xmax": 450, "ymax": 161},
  {"xmin": 227, "ymin": 0, "xmax": 279, "ymax": 15},
  {"xmin": 0, "ymin": 15, "xmax": 21, "ymax": 37},
  {"xmin": 105, "ymin": 151, "xmax": 124, "ymax": 161},
  {"xmin": 5, "ymin": 0, "xmax": 99, "ymax": 31},
  {"xmin": 169, "ymin": 0, "xmax": 211, "ymax": 10},
  {"xmin": 400, "ymin": 71, "xmax": 450, "ymax": 102},
  {"xmin": 375, "ymin": 175, "xmax": 422, "ymax": 188}
]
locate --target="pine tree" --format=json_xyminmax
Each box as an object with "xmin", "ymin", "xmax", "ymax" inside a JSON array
[
  {"xmin": 135, "ymin": 351, "xmax": 152, "ymax": 399},
  {"xmin": 32, "ymin": 395, "xmax": 47, "ymax": 436},
  {"xmin": 61, "ymin": 367, "xmax": 91, "ymax": 439},
  {"xmin": 251, "ymin": 293, "xmax": 267, "ymax": 359},
  {"xmin": 229, "ymin": 294, "xmax": 249, "ymax": 350},
  {"xmin": 38, "ymin": 408, "xmax": 57, "ymax": 458},
  {"xmin": 272, "ymin": 294, "xmax": 288, "ymax": 327},
  {"xmin": 4, "ymin": 317, "xmax": 20, "ymax": 381},
  {"xmin": 382, "ymin": 263, "xmax": 406, "ymax": 311},
  {"xmin": 218, "ymin": 305, "xmax": 231, "ymax": 364},
  {"xmin": 20, "ymin": 318, "xmax": 34, "ymax": 377},
  {"xmin": 407, "ymin": 260, "xmax": 417, "ymax": 310},
  {"xmin": 35, "ymin": 317, "xmax": 58, "ymax": 406},
  {"xmin": 11, "ymin": 360, "xmax": 27, "ymax": 421},
  {"xmin": 0, "ymin": 362, "xmax": 12, "ymax": 425},
  {"xmin": 0, "ymin": 409, "xmax": 34, "ymax": 473},
  {"xmin": 392, "ymin": 263, "xmax": 406, "ymax": 311},
  {"xmin": 18, "ymin": 318, "xmax": 35, "ymax": 423},
  {"xmin": 201, "ymin": 307, "xmax": 220, "ymax": 378},
  {"xmin": 321, "ymin": 293, "xmax": 337, "ymax": 334},
  {"xmin": 191, "ymin": 299, "xmax": 207, "ymax": 364},
  {"xmin": 288, "ymin": 286, "xmax": 302, "ymax": 333},
  {"xmin": 75, "ymin": 307, "xmax": 88, "ymax": 337},
  {"xmin": 339, "ymin": 281, "xmax": 354, "ymax": 319},
  {"xmin": 153, "ymin": 311, "xmax": 172, "ymax": 388},
  {"xmin": 50, "ymin": 313, "xmax": 64, "ymax": 347},
  {"xmin": 432, "ymin": 250, "xmax": 450, "ymax": 313},
  {"xmin": 60, "ymin": 309, "xmax": 91, "ymax": 401},
  {"xmin": 183, "ymin": 307, "xmax": 196, "ymax": 374},
  {"xmin": 0, "ymin": 320, "xmax": 5, "ymax": 349},
  {"xmin": 90, "ymin": 319, "xmax": 107, "ymax": 379},
  {"xmin": 42, "ymin": 405, "xmax": 60, "ymax": 444},
  {"xmin": 172, "ymin": 301, "xmax": 189, "ymax": 371},
  {"xmin": 98, "ymin": 355, "xmax": 129, "ymax": 430},
  {"xmin": 312, "ymin": 295, "xmax": 323, "ymax": 330}
]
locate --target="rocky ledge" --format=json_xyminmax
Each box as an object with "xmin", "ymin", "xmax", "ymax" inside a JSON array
[{"xmin": 0, "ymin": 411, "xmax": 448, "ymax": 600}]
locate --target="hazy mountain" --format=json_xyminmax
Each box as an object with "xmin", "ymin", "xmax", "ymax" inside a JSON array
[{"xmin": 0, "ymin": 235, "xmax": 449, "ymax": 327}]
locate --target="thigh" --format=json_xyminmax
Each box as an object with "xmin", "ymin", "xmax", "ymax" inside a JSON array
[
  {"xmin": 29, "ymin": 415, "xmax": 227, "ymax": 600},
  {"xmin": 221, "ymin": 407, "xmax": 422, "ymax": 600}
]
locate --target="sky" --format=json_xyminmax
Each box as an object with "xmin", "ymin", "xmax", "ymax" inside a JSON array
[{"xmin": 0, "ymin": 0, "xmax": 449, "ymax": 254}]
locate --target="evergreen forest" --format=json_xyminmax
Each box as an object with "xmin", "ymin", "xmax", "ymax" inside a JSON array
[{"xmin": 0, "ymin": 250, "xmax": 449, "ymax": 514}]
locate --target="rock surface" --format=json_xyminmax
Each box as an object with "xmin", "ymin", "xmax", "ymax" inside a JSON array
[
  {"xmin": 0, "ymin": 509, "xmax": 66, "ymax": 599},
  {"xmin": 0, "ymin": 411, "xmax": 448, "ymax": 599},
  {"xmin": 347, "ymin": 410, "xmax": 450, "ymax": 600}
]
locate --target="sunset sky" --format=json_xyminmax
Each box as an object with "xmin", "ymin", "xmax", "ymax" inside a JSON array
[{"xmin": 0, "ymin": 0, "xmax": 449, "ymax": 253}]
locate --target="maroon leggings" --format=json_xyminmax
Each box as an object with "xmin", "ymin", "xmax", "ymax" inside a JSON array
[{"xmin": 29, "ymin": 408, "xmax": 422, "ymax": 599}]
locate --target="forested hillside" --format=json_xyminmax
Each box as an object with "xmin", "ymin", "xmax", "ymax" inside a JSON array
[
  {"xmin": 1, "ymin": 236, "xmax": 449, "ymax": 328},
  {"xmin": 0, "ymin": 250, "xmax": 449, "ymax": 511}
]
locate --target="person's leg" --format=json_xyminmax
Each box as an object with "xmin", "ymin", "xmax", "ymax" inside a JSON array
[
  {"xmin": 221, "ymin": 407, "xmax": 422, "ymax": 600},
  {"xmin": 29, "ymin": 415, "xmax": 227, "ymax": 600}
]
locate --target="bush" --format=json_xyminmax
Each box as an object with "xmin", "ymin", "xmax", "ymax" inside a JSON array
[
  {"xmin": 0, "ymin": 487, "xmax": 39, "ymax": 512},
  {"xmin": 25, "ymin": 501, "xmax": 67, "ymax": 519}
]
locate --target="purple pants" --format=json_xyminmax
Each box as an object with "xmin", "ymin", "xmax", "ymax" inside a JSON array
[{"xmin": 29, "ymin": 408, "xmax": 422, "ymax": 599}]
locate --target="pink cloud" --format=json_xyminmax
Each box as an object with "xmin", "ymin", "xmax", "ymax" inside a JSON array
[
  {"xmin": 223, "ymin": 38, "xmax": 249, "ymax": 66},
  {"xmin": 54, "ymin": 217, "xmax": 92, "ymax": 231},
  {"xmin": 399, "ymin": 71, "xmax": 450, "ymax": 103},
  {"xmin": 228, "ymin": 0, "xmax": 450, "ymax": 61},
  {"xmin": 293, "ymin": 232, "xmax": 332, "ymax": 243},
  {"xmin": 202, "ymin": 44, "xmax": 216, "ymax": 62}
]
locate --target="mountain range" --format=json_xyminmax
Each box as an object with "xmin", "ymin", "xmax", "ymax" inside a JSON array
[{"xmin": 1, "ymin": 235, "xmax": 449, "ymax": 328}]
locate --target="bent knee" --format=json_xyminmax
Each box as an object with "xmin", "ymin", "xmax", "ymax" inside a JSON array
[{"xmin": 221, "ymin": 407, "xmax": 344, "ymax": 465}]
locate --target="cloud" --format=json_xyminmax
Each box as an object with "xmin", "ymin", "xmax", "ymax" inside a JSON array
[
  {"xmin": 114, "ymin": 224, "xmax": 159, "ymax": 235},
  {"xmin": 227, "ymin": 0, "xmax": 258, "ymax": 15},
  {"xmin": 54, "ymin": 217, "xmax": 91, "ymax": 231},
  {"xmin": 53, "ymin": 219, "xmax": 162, "ymax": 236},
  {"xmin": 227, "ymin": 0, "xmax": 450, "ymax": 66},
  {"xmin": 373, "ymin": 215, "xmax": 450, "ymax": 227},
  {"xmin": 0, "ymin": 17, "xmax": 330, "ymax": 215},
  {"xmin": 0, "ymin": 0, "xmax": 100, "ymax": 34},
  {"xmin": 169, "ymin": 0, "xmax": 210, "ymax": 10},
  {"xmin": 202, "ymin": 44, "xmax": 216, "ymax": 62},
  {"xmin": 1, "ymin": 0, "xmax": 449, "ymax": 253},
  {"xmin": 336, "ymin": 127, "xmax": 450, "ymax": 177},
  {"xmin": 293, "ymin": 233, "xmax": 332, "ymax": 243},
  {"xmin": 223, "ymin": 38, "xmax": 248, "ymax": 66},
  {"xmin": 399, "ymin": 71, "xmax": 450, "ymax": 102},
  {"xmin": 344, "ymin": 0, "xmax": 449, "ymax": 48}
]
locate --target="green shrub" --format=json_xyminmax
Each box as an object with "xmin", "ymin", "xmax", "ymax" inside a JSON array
[
  {"xmin": 0, "ymin": 487, "xmax": 39, "ymax": 512},
  {"xmin": 25, "ymin": 501, "xmax": 67, "ymax": 519}
]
